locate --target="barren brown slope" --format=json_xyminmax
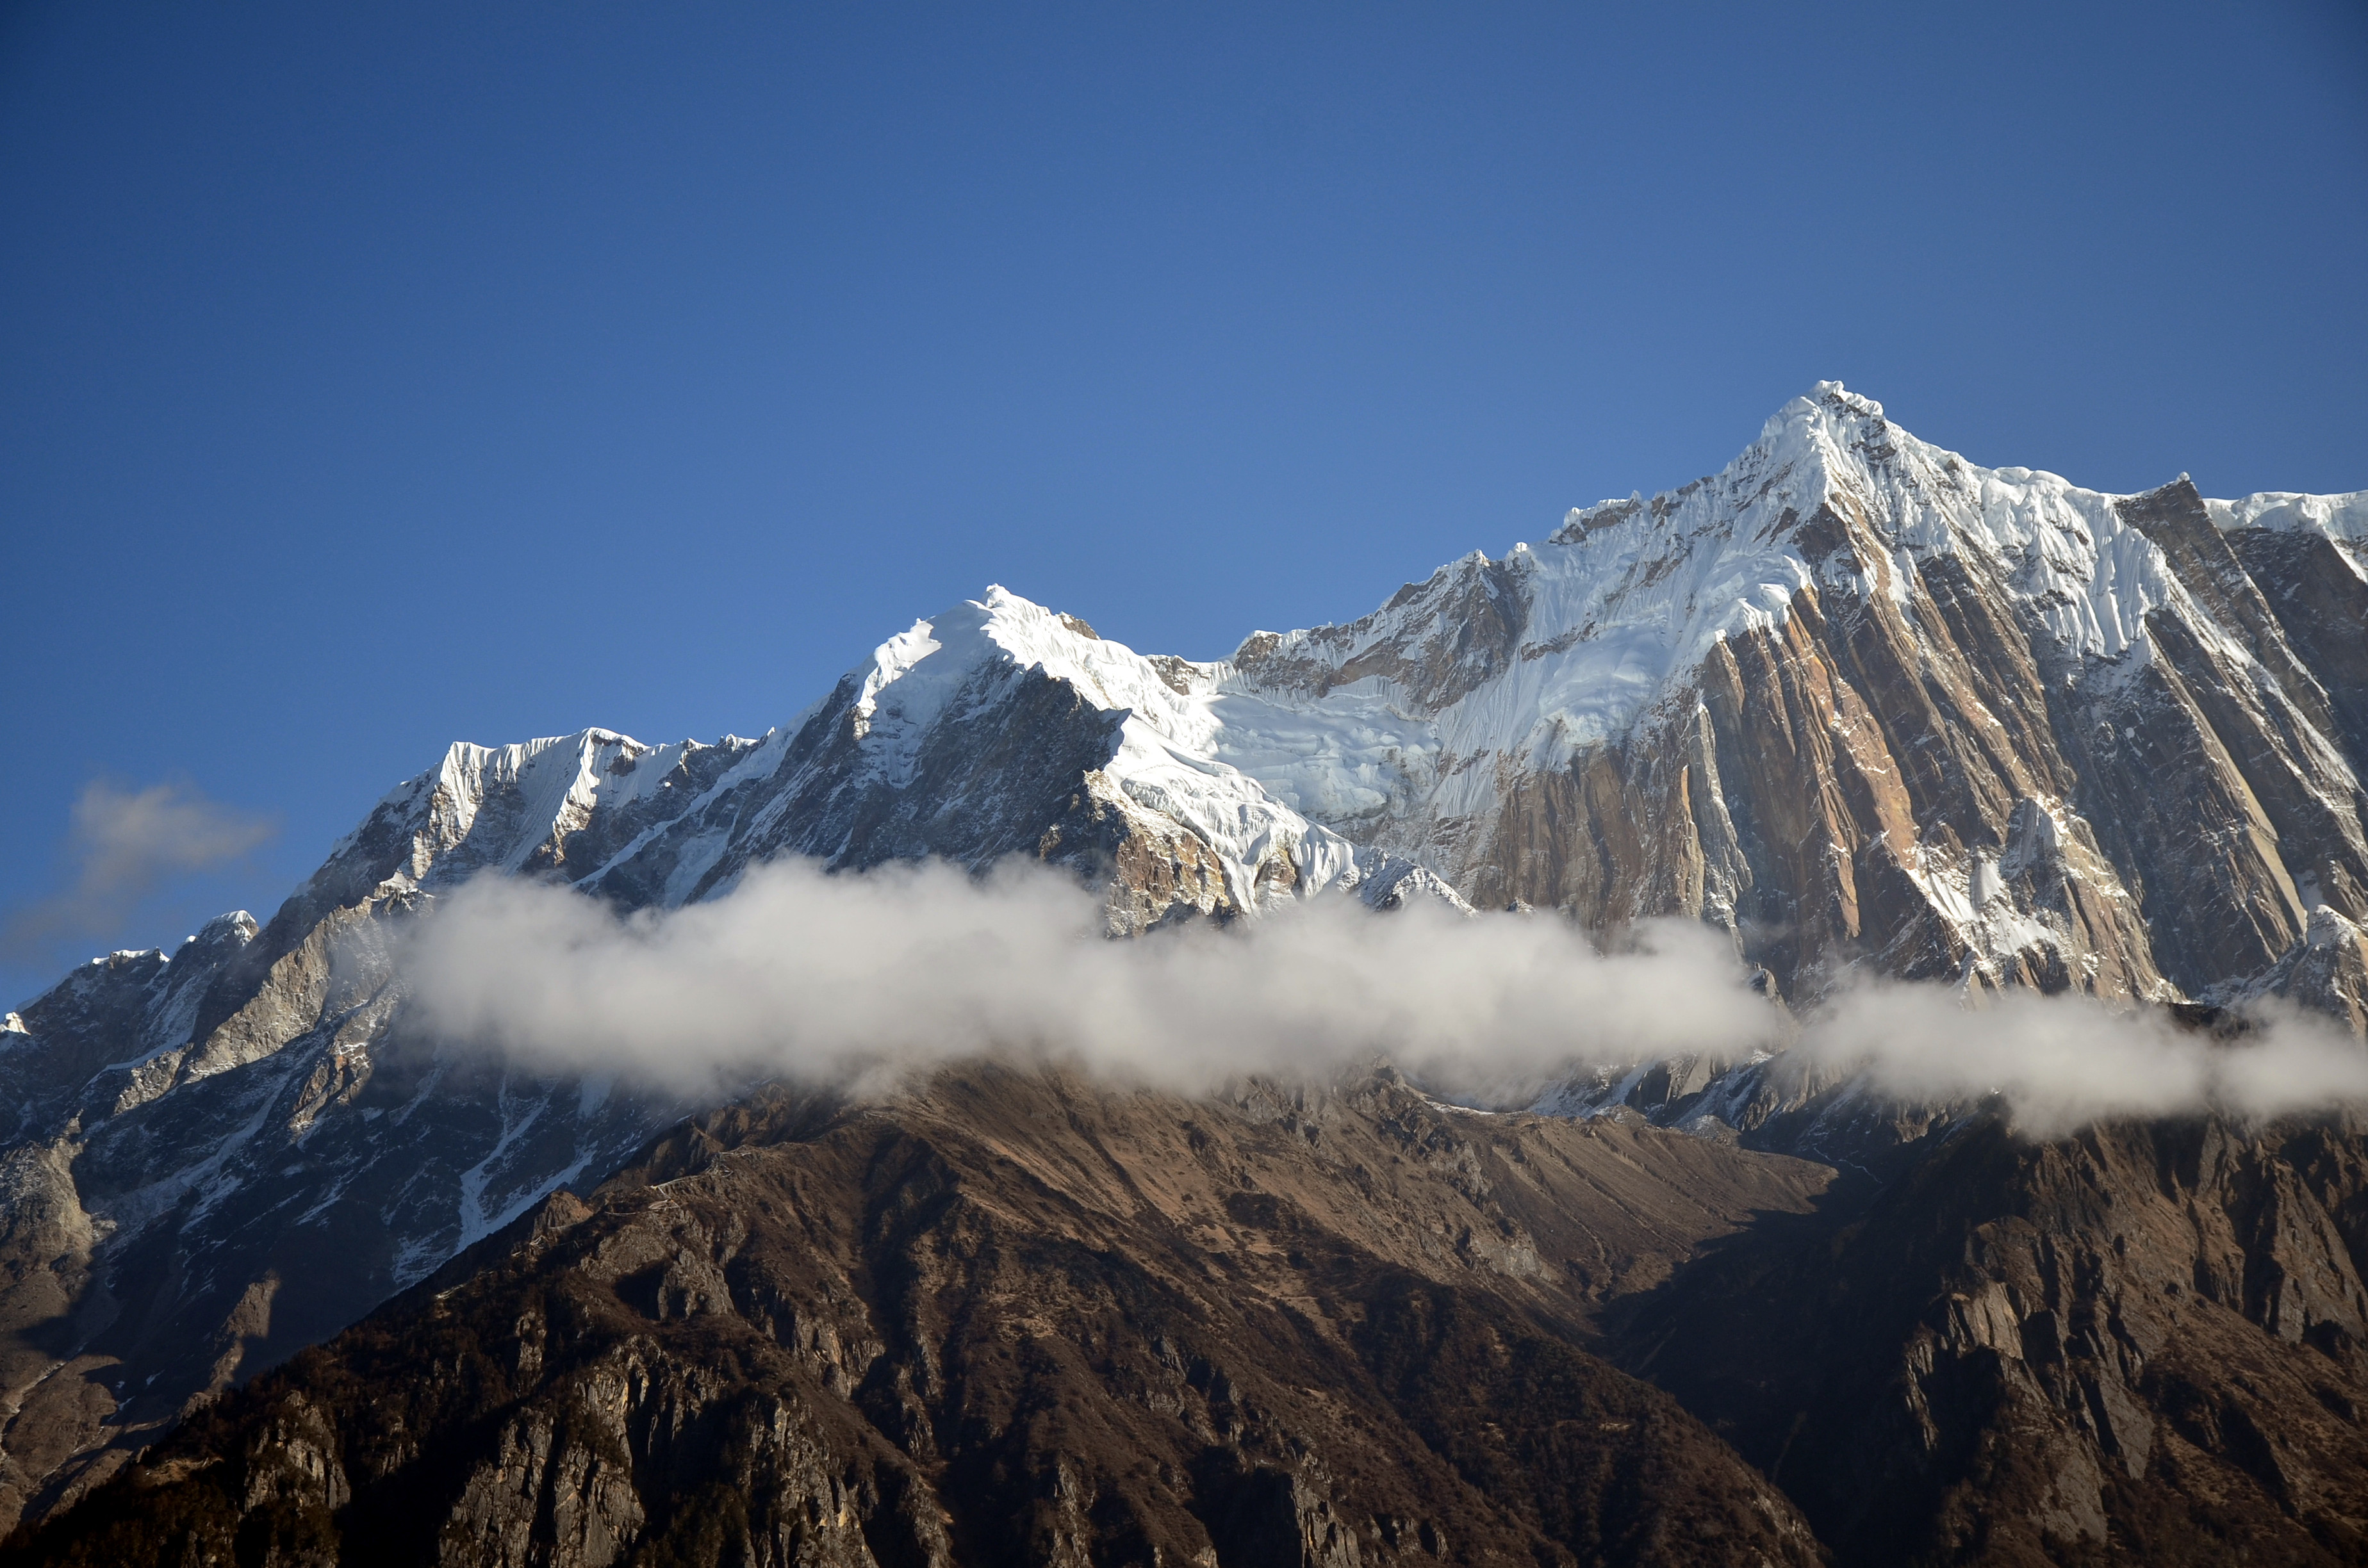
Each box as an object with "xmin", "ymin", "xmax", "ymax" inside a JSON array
[
  {"xmin": 1608, "ymin": 1111, "xmax": 2368, "ymax": 1567},
  {"xmin": 2, "ymin": 1065, "xmax": 1830, "ymax": 1568}
]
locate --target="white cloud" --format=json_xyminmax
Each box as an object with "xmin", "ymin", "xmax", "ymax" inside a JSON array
[
  {"xmin": 397, "ymin": 856, "xmax": 2368, "ymax": 1131},
  {"xmin": 399, "ymin": 857, "xmax": 1779, "ymax": 1098}
]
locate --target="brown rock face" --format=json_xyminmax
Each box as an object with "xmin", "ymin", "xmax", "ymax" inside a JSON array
[
  {"xmin": 1610, "ymin": 1111, "xmax": 2368, "ymax": 1566},
  {"xmin": 1036, "ymin": 772, "xmax": 1241, "ymax": 933},
  {"xmin": 1344, "ymin": 476, "xmax": 2365, "ymax": 1017},
  {"xmin": 3, "ymin": 1066, "xmax": 1832, "ymax": 1568},
  {"xmin": 17, "ymin": 1066, "xmax": 2368, "ymax": 1567}
]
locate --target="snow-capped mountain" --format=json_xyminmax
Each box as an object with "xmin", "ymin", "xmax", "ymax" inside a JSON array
[
  {"xmin": 1217, "ymin": 384, "xmax": 2367, "ymax": 1008},
  {"xmin": 536, "ymin": 381, "xmax": 2367, "ymax": 1017},
  {"xmin": 3, "ymin": 383, "xmax": 2364, "ymax": 1529}
]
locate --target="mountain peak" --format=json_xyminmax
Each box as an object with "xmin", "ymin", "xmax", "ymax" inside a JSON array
[{"xmin": 1762, "ymin": 378, "xmax": 1884, "ymax": 441}]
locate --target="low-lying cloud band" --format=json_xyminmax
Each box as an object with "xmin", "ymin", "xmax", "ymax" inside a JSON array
[{"xmin": 398, "ymin": 857, "xmax": 2368, "ymax": 1134}]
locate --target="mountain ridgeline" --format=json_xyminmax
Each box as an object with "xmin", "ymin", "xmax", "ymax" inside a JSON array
[{"xmin": 3, "ymin": 384, "xmax": 2365, "ymax": 1565}]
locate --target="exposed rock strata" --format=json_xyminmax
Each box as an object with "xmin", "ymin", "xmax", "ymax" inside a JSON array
[{"xmin": 19, "ymin": 1067, "xmax": 2368, "ymax": 1566}]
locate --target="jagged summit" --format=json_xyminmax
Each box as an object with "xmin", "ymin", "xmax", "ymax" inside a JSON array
[
  {"xmin": 116, "ymin": 382, "xmax": 2355, "ymax": 1009},
  {"xmin": 229, "ymin": 384, "xmax": 2368, "ymax": 991}
]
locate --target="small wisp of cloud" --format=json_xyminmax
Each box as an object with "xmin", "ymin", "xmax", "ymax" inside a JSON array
[
  {"xmin": 1, "ymin": 780, "xmax": 279, "ymax": 959},
  {"xmin": 397, "ymin": 856, "xmax": 2368, "ymax": 1133}
]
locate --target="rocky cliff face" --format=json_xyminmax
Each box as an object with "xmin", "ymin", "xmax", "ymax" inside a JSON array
[
  {"xmin": 0, "ymin": 737, "xmax": 699, "ymax": 1530},
  {"xmin": 0, "ymin": 383, "xmax": 2362, "ymax": 1554}
]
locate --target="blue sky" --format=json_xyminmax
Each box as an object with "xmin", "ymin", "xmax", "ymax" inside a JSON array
[{"xmin": 4, "ymin": 0, "xmax": 2365, "ymax": 1005}]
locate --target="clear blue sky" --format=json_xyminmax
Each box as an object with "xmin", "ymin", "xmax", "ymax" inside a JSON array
[{"xmin": 4, "ymin": 0, "xmax": 2365, "ymax": 1005}]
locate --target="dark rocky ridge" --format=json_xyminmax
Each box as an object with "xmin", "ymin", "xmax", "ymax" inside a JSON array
[{"xmin": 4, "ymin": 1066, "xmax": 1835, "ymax": 1567}]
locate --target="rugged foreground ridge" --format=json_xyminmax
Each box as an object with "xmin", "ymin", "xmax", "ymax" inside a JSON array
[
  {"xmin": 1, "ymin": 383, "xmax": 2364, "ymax": 1554},
  {"xmin": 9, "ymin": 1067, "xmax": 1836, "ymax": 1568},
  {"xmin": 10, "ymin": 1069, "xmax": 2368, "ymax": 1567}
]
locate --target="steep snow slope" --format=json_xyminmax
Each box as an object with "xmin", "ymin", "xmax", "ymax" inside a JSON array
[
  {"xmin": 1222, "ymin": 384, "xmax": 2171, "ymax": 776},
  {"xmin": 2210, "ymin": 488, "xmax": 2368, "ymax": 568}
]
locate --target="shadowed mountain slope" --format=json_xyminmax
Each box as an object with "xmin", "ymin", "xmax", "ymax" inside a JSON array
[
  {"xmin": 3, "ymin": 1066, "xmax": 1832, "ymax": 1568},
  {"xmin": 1608, "ymin": 1111, "xmax": 2368, "ymax": 1565}
]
